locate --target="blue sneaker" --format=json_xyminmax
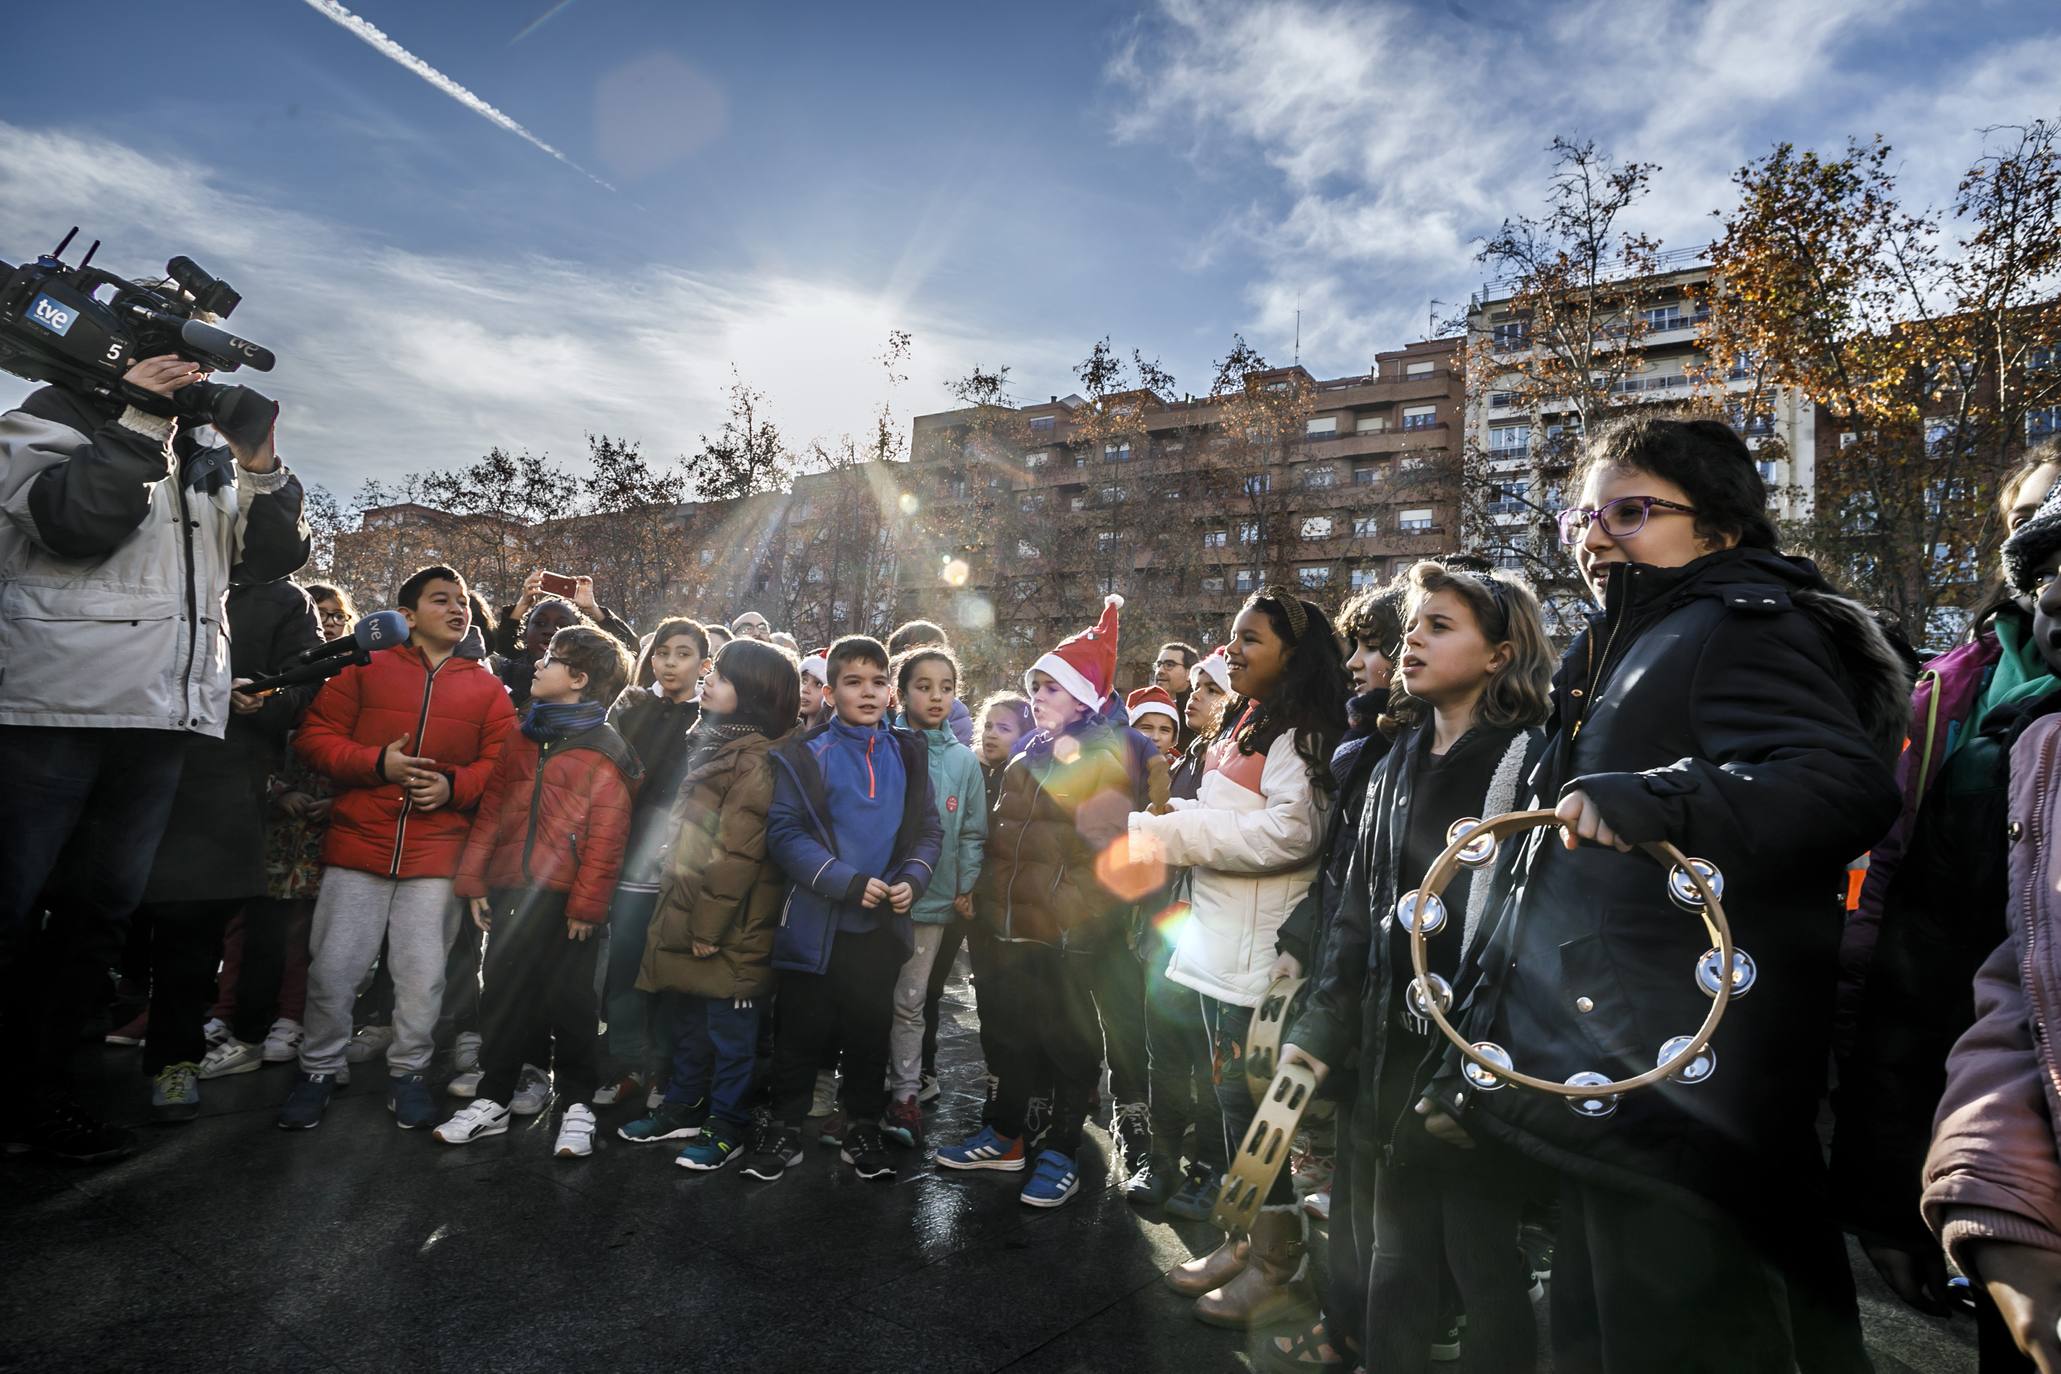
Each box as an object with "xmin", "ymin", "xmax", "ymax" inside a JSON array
[
  {"xmin": 277, "ymin": 1071, "xmax": 338, "ymax": 1130},
  {"xmin": 388, "ymin": 1073, "xmax": 435, "ymax": 1129},
  {"xmin": 675, "ymin": 1123, "xmax": 741, "ymax": 1172},
  {"xmin": 935, "ymin": 1124, "xmax": 1028, "ymax": 1172},
  {"xmin": 1019, "ymin": 1149, "xmax": 1080, "ymax": 1208},
  {"xmin": 618, "ymin": 1098, "xmax": 707, "ymax": 1143}
]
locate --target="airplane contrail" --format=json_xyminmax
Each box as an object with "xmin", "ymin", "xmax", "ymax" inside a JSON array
[
  {"xmin": 300, "ymin": 0, "xmax": 616, "ymax": 192},
  {"xmin": 511, "ymin": 0, "xmax": 578, "ymax": 45}
]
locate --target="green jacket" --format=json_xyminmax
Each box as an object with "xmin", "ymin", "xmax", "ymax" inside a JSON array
[{"xmin": 901, "ymin": 719, "xmax": 987, "ymax": 925}]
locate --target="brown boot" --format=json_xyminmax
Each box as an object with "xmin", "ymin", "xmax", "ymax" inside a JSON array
[
  {"xmin": 1166, "ymin": 1233, "xmax": 1249, "ymax": 1297},
  {"xmin": 1193, "ymin": 1206, "xmax": 1314, "ymax": 1330}
]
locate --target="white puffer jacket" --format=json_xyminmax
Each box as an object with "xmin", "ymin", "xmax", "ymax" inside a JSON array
[{"xmin": 1129, "ymin": 728, "xmax": 1328, "ymax": 1008}]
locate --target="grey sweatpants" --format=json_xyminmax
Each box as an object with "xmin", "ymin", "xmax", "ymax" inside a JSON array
[
  {"xmin": 888, "ymin": 924, "xmax": 948, "ymax": 1101},
  {"xmin": 300, "ymin": 868, "xmax": 459, "ymax": 1076}
]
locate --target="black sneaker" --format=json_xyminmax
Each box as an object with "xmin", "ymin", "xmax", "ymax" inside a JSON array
[
  {"xmin": 8, "ymin": 1095, "xmax": 137, "ymax": 1164},
  {"xmin": 841, "ymin": 1122, "xmax": 894, "ymax": 1180},
  {"xmin": 1430, "ymin": 1317, "xmax": 1462, "ymax": 1363},
  {"xmin": 1112, "ymin": 1101, "xmax": 1152, "ymax": 1173},
  {"xmin": 740, "ymin": 1122, "xmax": 803, "ymax": 1182},
  {"xmin": 1164, "ymin": 1162, "xmax": 1221, "ymax": 1221},
  {"xmin": 1122, "ymin": 1152, "xmax": 1178, "ymax": 1209}
]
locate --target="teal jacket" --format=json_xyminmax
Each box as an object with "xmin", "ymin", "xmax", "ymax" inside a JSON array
[{"xmin": 900, "ymin": 717, "xmax": 987, "ymax": 925}]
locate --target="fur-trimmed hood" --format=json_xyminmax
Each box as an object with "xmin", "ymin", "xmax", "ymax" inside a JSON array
[{"xmin": 1794, "ymin": 586, "xmax": 1919, "ymax": 765}]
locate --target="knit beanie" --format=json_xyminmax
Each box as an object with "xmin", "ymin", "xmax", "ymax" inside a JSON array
[
  {"xmin": 2005, "ymin": 480, "xmax": 2061, "ymax": 594},
  {"xmin": 1027, "ymin": 594, "xmax": 1123, "ymax": 711}
]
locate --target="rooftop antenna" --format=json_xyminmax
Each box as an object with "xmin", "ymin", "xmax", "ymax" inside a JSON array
[{"xmin": 1294, "ymin": 292, "xmax": 1302, "ymax": 367}]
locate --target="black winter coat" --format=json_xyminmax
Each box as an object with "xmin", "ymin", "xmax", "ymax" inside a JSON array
[
  {"xmin": 606, "ymin": 685, "xmax": 703, "ymax": 890},
  {"xmin": 142, "ymin": 578, "xmax": 324, "ymax": 901},
  {"xmin": 1275, "ymin": 689, "xmax": 1393, "ymax": 974},
  {"xmin": 1433, "ymin": 547, "xmax": 1908, "ymax": 1225}
]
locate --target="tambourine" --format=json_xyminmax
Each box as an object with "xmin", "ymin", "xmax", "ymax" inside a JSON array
[
  {"xmin": 1402, "ymin": 808, "xmax": 1741, "ymax": 1116},
  {"xmin": 1213, "ymin": 1062, "xmax": 1318, "ymax": 1235},
  {"xmin": 1244, "ymin": 974, "xmax": 1304, "ymax": 1098}
]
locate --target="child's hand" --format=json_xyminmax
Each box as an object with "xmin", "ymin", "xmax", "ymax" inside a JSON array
[
  {"xmin": 860, "ymin": 877, "xmax": 891, "ymax": 908},
  {"xmin": 952, "ymin": 894, "xmax": 975, "ymax": 920},
  {"xmin": 470, "ymin": 897, "xmax": 492, "ymax": 931},
  {"xmin": 1557, "ymin": 788, "xmax": 1630, "ymax": 852},
  {"xmin": 567, "ymin": 920, "xmax": 595, "ymax": 941},
  {"xmin": 408, "ymin": 771, "xmax": 452, "ymax": 812},
  {"xmin": 1415, "ymin": 1097, "xmax": 1475, "ymax": 1149},
  {"xmin": 380, "ymin": 736, "xmax": 438, "ymax": 788},
  {"xmin": 691, "ymin": 939, "xmax": 718, "ymax": 958},
  {"xmin": 887, "ymin": 882, "xmax": 915, "ymax": 913},
  {"xmin": 278, "ymin": 790, "xmax": 313, "ymax": 818}
]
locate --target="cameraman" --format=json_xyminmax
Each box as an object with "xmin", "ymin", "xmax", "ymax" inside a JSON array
[{"xmin": 0, "ymin": 352, "xmax": 310, "ymax": 1163}]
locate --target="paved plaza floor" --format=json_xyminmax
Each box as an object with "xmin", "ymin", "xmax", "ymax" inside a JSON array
[{"xmin": 3, "ymin": 965, "xmax": 1979, "ymax": 1373}]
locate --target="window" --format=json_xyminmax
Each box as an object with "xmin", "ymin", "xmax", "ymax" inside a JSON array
[
  {"xmin": 1104, "ymin": 440, "xmax": 1132, "ymax": 463},
  {"xmin": 1301, "ymin": 515, "xmax": 1334, "ymax": 540},
  {"xmin": 1018, "ymin": 492, "xmax": 1045, "ymax": 512},
  {"xmin": 1406, "ymin": 360, "xmax": 1434, "ymax": 378},
  {"xmin": 1487, "ymin": 391, "xmax": 1516, "ymax": 409},
  {"xmin": 1025, "ymin": 450, "xmax": 1049, "ymax": 468},
  {"xmin": 1072, "ymin": 452, "xmax": 1089, "ymax": 469},
  {"xmin": 1489, "ymin": 423, "xmax": 1530, "ymax": 452},
  {"xmin": 698, "ymin": 549, "xmax": 715, "ymax": 566},
  {"xmin": 1350, "ymin": 567, "xmax": 1382, "ymax": 590},
  {"xmin": 1356, "ymin": 414, "xmax": 1388, "ymax": 433},
  {"xmin": 1097, "ymin": 529, "xmax": 1120, "ymax": 553},
  {"xmin": 1352, "ymin": 515, "xmax": 1378, "ymax": 538},
  {"xmin": 1401, "ymin": 405, "xmax": 1438, "ymax": 431},
  {"xmin": 1029, "ymin": 416, "xmax": 1055, "ymax": 435},
  {"xmin": 1487, "ymin": 483, "xmax": 1525, "ymax": 517},
  {"xmin": 1299, "ymin": 565, "xmax": 1332, "ymax": 588},
  {"xmin": 1642, "ymin": 305, "xmax": 1689, "ymax": 331},
  {"xmin": 1234, "ymin": 569, "xmax": 1259, "ymax": 592},
  {"xmin": 1492, "ymin": 320, "xmax": 1529, "ymax": 351},
  {"xmin": 1099, "ymin": 485, "xmax": 1127, "ymax": 504},
  {"xmin": 2029, "ymin": 407, "xmax": 2060, "ymax": 441},
  {"xmin": 1068, "ymin": 493, "xmax": 1087, "ymax": 512},
  {"xmin": 1925, "ymin": 419, "xmax": 1957, "ymax": 455},
  {"xmin": 1300, "ymin": 464, "xmax": 1337, "ymax": 488},
  {"xmin": 1305, "ymin": 416, "xmax": 1339, "ymax": 437},
  {"xmin": 1400, "ymin": 508, "xmax": 1434, "ymax": 533},
  {"xmin": 1243, "ymin": 473, "xmax": 1272, "ymax": 495},
  {"xmin": 1756, "ymin": 460, "xmax": 1780, "ymax": 487},
  {"xmin": 1201, "ymin": 575, "xmax": 1226, "ymax": 592},
  {"xmin": 1237, "ymin": 519, "xmax": 1260, "ymax": 544},
  {"xmin": 1203, "ymin": 528, "xmax": 1228, "ymax": 549},
  {"xmin": 1017, "ymin": 540, "xmax": 1041, "ymax": 559},
  {"xmin": 1353, "ymin": 463, "xmax": 1382, "ymax": 486}
]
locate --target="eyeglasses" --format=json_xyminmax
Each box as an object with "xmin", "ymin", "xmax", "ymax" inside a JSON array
[
  {"xmin": 1556, "ymin": 495, "xmax": 1698, "ymax": 546},
  {"xmin": 319, "ymin": 611, "xmax": 350, "ymax": 626}
]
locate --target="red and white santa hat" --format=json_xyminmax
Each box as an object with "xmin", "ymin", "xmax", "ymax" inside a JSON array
[
  {"xmin": 1193, "ymin": 643, "xmax": 1233, "ymax": 697},
  {"xmin": 1026, "ymin": 594, "xmax": 1123, "ymax": 711},
  {"xmin": 1126, "ymin": 685, "xmax": 1180, "ymax": 729},
  {"xmin": 799, "ymin": 647, "xmax": 830, "ymax": 684}
]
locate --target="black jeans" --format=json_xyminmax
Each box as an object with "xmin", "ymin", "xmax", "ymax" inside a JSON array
[
  {"xmin": 134, "ymin": 897, "xmax": 240, "ymax": 1075},
  {"xmin": 0, "ymin": 726, "xmax": 186, "ymax": 1093},
  {"xmin": 987, "ymin": 940, "xmax": 1103, "ymax": 1157},
  {"xmin": 477, "ymin": 887, "xmax": 600, "ymax": 1107},
  {"xmin": 1366, "ymin": 1155, "xmax": 1535, "ymax": 1374},
  {"xmin": 768, "ymin": 922, "xmax": 903, "ymax": 1125},
  {"xmin": 1088, "ymin": 932, "xmax": 1150, "ymax": 1106}
]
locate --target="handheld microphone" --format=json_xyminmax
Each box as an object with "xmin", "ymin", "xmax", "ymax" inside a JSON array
[{"xmin": 242, "ymin": 610, "xmax": 409, "ymax": 696}]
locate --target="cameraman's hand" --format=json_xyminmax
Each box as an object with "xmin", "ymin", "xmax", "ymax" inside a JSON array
[
  {"xmin": 124, "ymin": 354, "xmax": 203, "ymax": 399},
  {"xmin": 226, "ymin": 422, "xmax": 278, "ymax": 475},
  {"xmin": 572, "ymin": 576, "xmax": 600, "ymax": 617},
  {"xmin": 230, "ymin": 677, "xmax": 265, "ymax": 714}
]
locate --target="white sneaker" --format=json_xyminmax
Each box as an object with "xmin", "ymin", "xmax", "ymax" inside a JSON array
[
  {"xmin": 345, "ymin": 1024, "xmax": 394, "ymax": 1064},
  {"xmin": 592, "ymin": 1072, "xmax": 643, "ymax": 1106},
  {"xmin": 447, "ymin": 1070, "xmax": 483, "ymax": 1099},
  {"xmin": 260, "ymin": 1018, "xmax": 303, "ymax": 1063},
  {"xmin": 202, "ymin": 1017, "xmax": 231, "ymax": 1048},
  {"xmin": 198, "ymin": 1039, "xmax": 263, "ymax": 1080},
  {"xmin": 433, "ymin": 1099, "xmax": 510, "ymax": 1144},
  {"xmin": 554, "ymin": 1103, "xmax": 597, "ymax": 1158},
  {"xmin": 453, "ymin": 1031, "xmax": 483, "ymax": 1074},
  {"xmin": 646, "ymin": 1082, "xmax": 666, "ymax": 1111},
  {"xmin": 511, "ymin": 1064, "xmax": 551, "ymax": 1116}
]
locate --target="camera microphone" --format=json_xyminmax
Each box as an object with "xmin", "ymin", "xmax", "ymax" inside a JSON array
[
  {"xmin": 178, "ymin": 317, "xmax": 274, "ymax": 372},
  {"xmin": 240, "ymin": 610, "xmax": 410, "ymax": 696}
]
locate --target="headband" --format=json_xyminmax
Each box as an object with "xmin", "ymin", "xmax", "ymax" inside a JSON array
[{"xmin": 1259, "ymin": 586, "xmax": 1309, "ymax": 643}]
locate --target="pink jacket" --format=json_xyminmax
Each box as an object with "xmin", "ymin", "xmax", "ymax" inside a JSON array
[{"xmin": 1922, "ymin": 711, "xmax": 2061, "ymax": 1269}]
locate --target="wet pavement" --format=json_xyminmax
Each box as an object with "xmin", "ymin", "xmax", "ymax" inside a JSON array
[{"xmin": 3, "ymin": 963, "xmax": 1979, "ymax": 1373}]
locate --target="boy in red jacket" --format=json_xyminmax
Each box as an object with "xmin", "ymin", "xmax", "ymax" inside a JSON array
[
  {"xmin": 280, "ymin": 566, "xmax": 517, "ymax": 1132},
  {"xmin": 435, "ymin": 626, "xmax": 639, "ymax": 1158}
]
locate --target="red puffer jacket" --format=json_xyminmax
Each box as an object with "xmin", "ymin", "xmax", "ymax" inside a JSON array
[
  {"xmin": 296, "ymin": 643, "xmax": 517, "ymax": 879},
  {"xmin": 453, "ymin": 721, "xmax": 641, "ymax": 923}
]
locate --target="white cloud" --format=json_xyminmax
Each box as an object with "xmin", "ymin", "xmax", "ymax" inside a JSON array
[
  {"xmin": 0, "ymin": 121, "xmax": 1063, "ymax": 498},
  {"xmin": 1109, "ymin": 0, "xmax": 2044, "ymax": 374}
]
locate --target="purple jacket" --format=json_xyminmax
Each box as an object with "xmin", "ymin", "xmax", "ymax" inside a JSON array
[{"xmin": 1922, "ymin": 711, "xmax": 2061, "ymax": 1269}]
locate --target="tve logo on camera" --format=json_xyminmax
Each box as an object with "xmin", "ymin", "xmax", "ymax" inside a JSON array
[{"xmin": 27, "ymin": 292, "xmax": 77, "ymax": 337}]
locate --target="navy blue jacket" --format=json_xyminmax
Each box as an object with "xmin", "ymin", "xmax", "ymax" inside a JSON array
[{"xmin": 767, "ymin": 719, "xmax": 944, "ymax": 974}]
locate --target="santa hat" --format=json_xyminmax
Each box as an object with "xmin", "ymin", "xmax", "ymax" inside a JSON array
[
  {"xmin": 1027, "ymin": 594, "xmax": 1124, "ymax": 711},
  {"xmin": 799, "ymin": 648, "xmax": 830, "ymax": 683},
  {"xmin": 1126, "ymin": 686, "xmax": 1180, "ymax": 729},
  {"xmin": 1193, "ymin": 644, "xmax": 1233, "ymax": 697}
]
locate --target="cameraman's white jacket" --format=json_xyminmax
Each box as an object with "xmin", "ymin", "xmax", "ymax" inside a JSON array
[
  {"xmin": 1129, "ymin": 727, "xmax": 1328, "ymax": 1008},
  {"xmin": 0, "ymin": 387, "xmax": 309, "ymax": 737}
]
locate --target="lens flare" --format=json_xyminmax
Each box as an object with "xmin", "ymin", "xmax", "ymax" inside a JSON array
[
  {"xmin": 1094, "ymin": 833, "xmax": 1168, "ymax": 904},
  {"xmin": 898, "ymin": 493, "xmax": 920, "ymax": 515},
  {"xmin": 942, "ymin": 558, "xmax": 970, "ymax": 587}
]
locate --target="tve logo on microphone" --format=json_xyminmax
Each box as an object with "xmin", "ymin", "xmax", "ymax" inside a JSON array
[{"xmin": 27, "ymin": 293, "xmax": 77, "ymax": 336}]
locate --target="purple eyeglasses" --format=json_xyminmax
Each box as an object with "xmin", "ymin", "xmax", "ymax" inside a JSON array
[{"xmin": 1556, "ymin": 495, "xmax": 1698, "ymax": 546}]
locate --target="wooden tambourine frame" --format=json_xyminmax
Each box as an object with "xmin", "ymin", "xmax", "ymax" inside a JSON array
[
  {"xmin": 1213, "ymin": 1061, "xmax": 1318, "ymax": 1234},
  {"xmin": 1406, "ymin": 808, "xmax": 1734, "ymax": 1098}
]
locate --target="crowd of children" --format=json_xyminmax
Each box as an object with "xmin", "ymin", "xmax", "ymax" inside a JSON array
[{"xmin": 55, "ymin": 418, "xmax": 2061, "ymax": 1372}]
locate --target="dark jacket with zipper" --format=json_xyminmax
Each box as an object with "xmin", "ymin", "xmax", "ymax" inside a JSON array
[
  {"xmin": 1275, "ymin": 688, "xmax": 1394, "ymax": 973},
  {"xmin": 1429, "ymin": 547, "xmax": 1908, "ymax": 1225},
  {"xmin": 142, "ymin": 577, "xmax": 324, "ymax": 902},
  {"xmin": 296, "ymin": 639, "xmax": 518, "ymax": 880},
  {"xmin": 453, "ymin": 718, "xmax": 640, "ymax": 924},
  {"xmin": 766, "ymin": 719, "xmax": 942, "ymax": 975},
  {"xmin": 606, "ymin": 685, "xmax": 703, "ymax": 891}
]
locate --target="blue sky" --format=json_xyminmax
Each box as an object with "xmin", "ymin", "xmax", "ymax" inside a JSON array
[{"xmin": 1, "ymin": 0, "xmax": 2055, "ymax": 500}]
